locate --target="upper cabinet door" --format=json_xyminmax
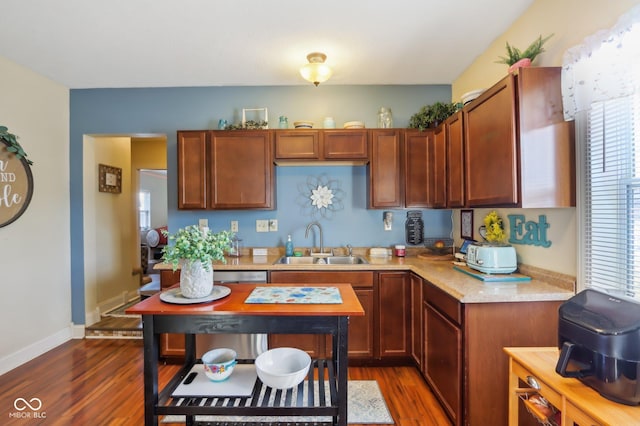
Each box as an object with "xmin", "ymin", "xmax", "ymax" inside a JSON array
[
  {"xmin": 463, "ymin": 74, "xmax": 519, "ymax": 206},
  {"xmin": 446, "ymin": 112, "xmax": 465, "ymax": 208},
  {"xmin": 404, "ymin": 130, "xmax": 432, "ymax": 208},
  {"xmin": 177, "ymin": 131, "xmax": 208, "ymax": 209},
  {"xmin": 368, "ymin": 129, "xmax": 403, "ymax": 208},
  {"xmin": 322, "ymin": 130, "xmax": 368, "ymax": 160},
  {"xmin": 274, "ymin": 130, "xmax": 320, "ymax": 160},
  {"xmin": 430, "ymin": 126, "xmax": 447, "ymax": 208},
  {"xmin": 209, "ymin": 130, "xmax": 275, "ymax": 210}
]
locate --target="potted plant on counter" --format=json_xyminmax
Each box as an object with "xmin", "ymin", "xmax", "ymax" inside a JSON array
[
  {"xmin": 161, "ymin": 225, "xmax": 233, "ymax": 298},
  {"xmin": 496, "ymin": 34, "xmax": 554, "ymax": 73}
]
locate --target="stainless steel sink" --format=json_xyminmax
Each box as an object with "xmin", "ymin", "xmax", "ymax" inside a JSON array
[
  {"xmin": 273, "ymin": 256, "xmax": 369, "ymax": 265},
  {"xmin": 324, "ymin": 256, "xmax": 369, "ymax": 265}
]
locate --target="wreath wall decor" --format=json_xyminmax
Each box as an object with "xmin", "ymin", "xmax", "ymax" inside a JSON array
[{"xmin": 296, "ymin": 174, "xmax": 345, "ymax": 219}]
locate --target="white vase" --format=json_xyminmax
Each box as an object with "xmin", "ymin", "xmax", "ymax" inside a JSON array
[{"xmin": 179, "ymin": 259, "xmax": 213, "ymax": 298}]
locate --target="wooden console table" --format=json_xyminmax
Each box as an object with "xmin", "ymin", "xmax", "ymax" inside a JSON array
[
  {"xmin": 128, "ymin": 283, "xmax": 364, "ymax": 426},
  {"xmin": 504, "ymin": 347, "xmax": 640, "ymax": 426}
]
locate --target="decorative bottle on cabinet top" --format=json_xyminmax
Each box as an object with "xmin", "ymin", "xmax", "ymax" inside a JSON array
[{"xmin": 377, "ymin": 107, "xmax": 393, "ymax": 128}]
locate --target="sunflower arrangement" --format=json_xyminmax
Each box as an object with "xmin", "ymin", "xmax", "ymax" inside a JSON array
[{"xmin": 483, "ymin": 211, "xmax": 507, "ymax": 244}]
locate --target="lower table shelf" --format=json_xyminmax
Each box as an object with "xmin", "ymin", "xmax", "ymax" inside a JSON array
[{"xmin": 158, "ymin": 359, "xmax": 340, "ymax": 425}]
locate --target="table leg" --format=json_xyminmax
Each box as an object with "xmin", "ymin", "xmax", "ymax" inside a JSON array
[
  {"xmin": 142, "ymin": 315, "xmax": 159, "ymax": 426},
  {"xmin": 335, "ymin": 316, "xmax": 349, "ymax": 426},
  {"xmin": 507, "ymin": 357, "xmax": 519, "ymax": 426}
]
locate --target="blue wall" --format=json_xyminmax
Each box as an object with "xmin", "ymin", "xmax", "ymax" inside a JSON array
[{"xmin": 70, "ymin": 84, "xmax": 452, "ymax": 323}]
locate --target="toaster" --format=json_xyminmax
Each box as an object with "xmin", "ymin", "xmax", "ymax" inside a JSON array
[{"xmin": 465, "ymin": 243, "xmax": 517, "ymax": 274}]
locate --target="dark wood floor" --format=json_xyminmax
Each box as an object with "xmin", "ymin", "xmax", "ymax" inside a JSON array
[{"xmin": 0, "ymin": 339, "xmax": 451, "ymax": 425}]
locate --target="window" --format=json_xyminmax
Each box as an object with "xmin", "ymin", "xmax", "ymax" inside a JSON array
[
  {"xmin": 563, "ymin": 5, "xmax": 640, "ymax": 300},
  {"xmin": 139, "ymin": 190, "xmax": 151, "ymax": 230}
]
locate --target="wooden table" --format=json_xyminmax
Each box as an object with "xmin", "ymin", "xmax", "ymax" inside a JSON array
[
  {"xmin": 504, "ymin": 347, "xmax": 640, "ymax": 426},
  {"xmin": 127, "ymin": 283, "xmax": 364, "ymax": 426}
]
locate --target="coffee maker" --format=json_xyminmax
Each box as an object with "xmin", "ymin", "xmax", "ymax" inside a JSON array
[{"xmin": 555, "ymin": 289, "xmax": 640, "ymax": 405}]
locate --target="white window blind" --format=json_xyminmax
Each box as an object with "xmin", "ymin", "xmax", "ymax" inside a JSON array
[
  {"xmin": 584, "ymin": 96, "xmax": 640, "ymax": 300},
  {"xmin": 563, "ymin": 5, "xmax": 640, "ymax": 300},
  {"xmin": 139, "ymin": 190, "xmax": 151, "ymax": 230}
]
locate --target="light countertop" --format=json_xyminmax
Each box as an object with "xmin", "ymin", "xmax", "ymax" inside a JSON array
[{"xmin": 154, "ymin": 252, "xmax": 575, "ymax": 304}]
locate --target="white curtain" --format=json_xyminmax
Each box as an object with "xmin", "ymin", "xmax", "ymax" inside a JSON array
[{"xmin": 562, "ymin": 4, "xmax": 640, "ymax": 120}]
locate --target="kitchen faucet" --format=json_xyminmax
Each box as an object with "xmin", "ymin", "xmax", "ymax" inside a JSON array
[{"xmin": 305, "ymin": 221, "xmax": 328, "ymax": 255}]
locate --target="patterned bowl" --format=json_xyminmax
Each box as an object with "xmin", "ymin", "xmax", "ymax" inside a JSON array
[
  {"xmin": 202, "ymin": 348, "xmax": 237, "ymax": 382},
  {"xmin": 255, "ymin": 347, "xmax": 311, "ymax": 389}
]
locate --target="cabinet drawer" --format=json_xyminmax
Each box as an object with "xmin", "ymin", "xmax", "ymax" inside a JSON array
[
  {"xmin": 269, "ymin": 271, "xmax": 374, "ymax": 288},
  {"xmin": 565, "ymin": 400, "xmax": 601, "ymax": 426},
  {"xmin": 424, "ymin": 282, "xmax": 461, "ymax": 324}
]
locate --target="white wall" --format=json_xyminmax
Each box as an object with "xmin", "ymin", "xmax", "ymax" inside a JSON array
[
  {"xmin": 450, "ymin": 0, "xmax": 640, "ymax": 276},
  {"xmin": 0, "ymin": 55, "xmax": 71, "ymax": 375}
]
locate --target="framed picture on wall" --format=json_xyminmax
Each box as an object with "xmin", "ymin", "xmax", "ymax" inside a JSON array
[{"xmin": 460, "ymin": 209, "xmax": 473, "ymax": 240}]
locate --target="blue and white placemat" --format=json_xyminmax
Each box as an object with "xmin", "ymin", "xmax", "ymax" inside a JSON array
[{"xmin": 245, "ymin": 286, "xmax": 342, "ymax": 304}]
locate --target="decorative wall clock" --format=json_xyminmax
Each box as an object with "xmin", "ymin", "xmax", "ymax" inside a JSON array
[{"xmin": 98, "ymin": 164, "xmax": 122, "ymax": 193}]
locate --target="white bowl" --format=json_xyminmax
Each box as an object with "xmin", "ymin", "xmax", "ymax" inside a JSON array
[
  {"xmin": 255, "ymin": 347, "xmax": 311, "ymax": 389},
  {"xmin": 343, "ymin": 120, "xmax": 365, "ymax": 129},
  {"xmin": 202, "ymin": 348, "xmax": 237, "ymax": 382},
  {"xmin": 294, "ymin": 121, "xmax": 314, "ymax": 128}
]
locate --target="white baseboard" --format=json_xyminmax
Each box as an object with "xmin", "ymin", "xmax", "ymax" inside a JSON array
[{"xmin": 0, "ymin": 326, "xmax": 73, "ymax": 376}]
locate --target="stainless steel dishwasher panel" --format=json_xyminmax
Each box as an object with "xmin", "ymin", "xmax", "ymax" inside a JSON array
[{"xmin": 196, "ymin": 270, "xmax": 268, "ymax": 359}]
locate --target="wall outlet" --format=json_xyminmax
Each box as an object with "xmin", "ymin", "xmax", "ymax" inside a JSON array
[
  {"xmin": 231, "ymin": 220, "xmax": 239, "ymax": 232},
  {"xmin": 269, "ymin": 219, "xmax": 278, "ymax": 232},
  {"xmin": 198, "ymin": 218, "xmax": 208, "ymax": 228},
  {"xmin": 256, "ymin": 219, "xmax": 269, "ymax": 232}
]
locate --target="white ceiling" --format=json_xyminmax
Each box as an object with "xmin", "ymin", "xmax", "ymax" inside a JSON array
[{"xmin": 0, "ymin": 0, "xmax": 534, "ymax": 89}]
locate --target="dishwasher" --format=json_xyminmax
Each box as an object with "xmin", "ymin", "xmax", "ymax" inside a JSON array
[{"xmin": 196, "ymin": 270, "xmax": 269, "ymax": 359}]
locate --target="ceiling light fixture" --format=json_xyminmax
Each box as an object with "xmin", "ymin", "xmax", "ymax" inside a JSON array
[{"xmin": 300, "ymin": 52, "xmax": 333, "ymax": 86}]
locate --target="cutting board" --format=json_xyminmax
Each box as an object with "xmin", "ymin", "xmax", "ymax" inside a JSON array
[
  {"xmin": 417, "ymin": 253, "xmax": 455, "ymax": 261},
  {"xmin": 172, "ymin": 364, "xmax": 257, "ymax": 397},
  {"xmin": 453, "ymin": 265, "xmax": 531, "ymax": 283}
]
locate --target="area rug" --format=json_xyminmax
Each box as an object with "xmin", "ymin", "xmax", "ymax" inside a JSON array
[
  {"xmin": 162, "ymin": 380, "xmax": 394, "ymax": 424},
  {"xmin": 104, "ymin": 298, "xmax": 141, "ymax": 318}
]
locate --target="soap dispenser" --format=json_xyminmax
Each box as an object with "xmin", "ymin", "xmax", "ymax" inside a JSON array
[{"xmin": 285, "ymin": 234, "xmax": 294, "ymax": 257}]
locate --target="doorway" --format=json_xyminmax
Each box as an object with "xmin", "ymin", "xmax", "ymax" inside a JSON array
[{"xmin": 83, "ymin": 134, "xmax": 167, "ymax": 332}]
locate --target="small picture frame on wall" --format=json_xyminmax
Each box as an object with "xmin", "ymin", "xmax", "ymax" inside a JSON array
[
  {"xmin": 460, "ymin": 209, "xmax": 474, "ymax": 240},
  {"xmin": 99, "ymin": 164, "xmax": 122, "ymax": 193}
]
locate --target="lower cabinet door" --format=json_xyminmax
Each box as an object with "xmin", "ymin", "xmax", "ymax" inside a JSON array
[{"xmin": 424, "ymin": 302, "xmax": 462, "ymax": 425}]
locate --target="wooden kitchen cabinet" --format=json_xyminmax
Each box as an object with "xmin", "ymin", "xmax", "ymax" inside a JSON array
[
  {"xmin": 368, "ymin": 129, "xmax": 403, "ymax": 208},
  {"xmin": 403, "ymin": 130, "xmax": 432, "ymax": 208},
  {"xmin": 273, "ymin": 129, "xmax": 368, "ymax": 163},
  {"xmin": 430, "ymin": 125, "xmax": 447, "ymax": 208},
  {"xmin": 274, "ymin": 130, "xmax": 320, "ymax": 160},
  {"xmin": 410, "ymin": 273, "xmax": 424, "ymax": 367},
  {"xmin": 177, "ymin": 131, "xmax": 208, "ymax": 209},
  {"xmin": 159, "ymin": 270, "xmax": 184, "ymax": 359},
  {"xmin": 377, "ymin": 272, "xmax": 410, "ymax": 359},
  {"xmin": 463, "ymin": 67, "xmax": 575, "ymax": 207},
  {"xmin": 446, "ymin": 112, "xmax": 465, "ymax": 208},
  {"xmin": 423, "ymin": 282, "xmax": 462, "ymax": 425},
  {"xmin": 209, "ymin": 130, "xmax": 274, "ymax": 209},
  {"xmin": 421, "ymin": 279, "xmax": 563, "ymax": 426},
  {"xmin": 268, "ymin": 271, "xmax": 374, "ymax": 360},
  {"xmin": 177, "ymin": 130, "xmax": 274, "ymax": 210}
]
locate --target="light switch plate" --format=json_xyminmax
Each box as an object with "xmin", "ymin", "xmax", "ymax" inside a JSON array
[
  {"xmin": 256, "ymin": 219, "xmax": 269, "ymax": 232},
  {"xmin": 231, "ymin": 221, "xmax": 239, "ymax": 232},
  {"xmin": 269, "ymin": 219, "xmax": 278, "ymax": 232}
]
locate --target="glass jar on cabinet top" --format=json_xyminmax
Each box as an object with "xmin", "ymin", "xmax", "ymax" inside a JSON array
[{"xmin": 377, "ymin": 107, "xmax": 393, "ymax": 128}]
